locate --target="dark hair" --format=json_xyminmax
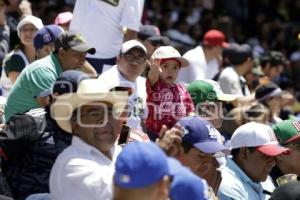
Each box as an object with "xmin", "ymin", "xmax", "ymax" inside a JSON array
[
  {"xmin": 231, "ymin": 147, "xmax": 256, "ymax": 158},
  {"xmin": 260, "ymin": 51, "xmax": 285, "ymax": 68},
  {"xmin": 228, "ymin": 44, "xmax": 253, "ymax": 66},
  {"xmin": 181, "ymin": 140, "xmax": 194, "ymax": 153}
]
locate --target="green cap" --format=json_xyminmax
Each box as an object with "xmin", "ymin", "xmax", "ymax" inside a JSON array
[
  {"xmin": 187, "ymin": 80, "xmax": 236, "ymax": 105},
  {"xmin": 272, "ymin": 119, "xmax": 300, "ymax": 144}
]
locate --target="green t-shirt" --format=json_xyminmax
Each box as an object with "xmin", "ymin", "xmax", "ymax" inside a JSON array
[{"xmin": 4, "ymin": 54, "xmax": 63, "ymax": 121}]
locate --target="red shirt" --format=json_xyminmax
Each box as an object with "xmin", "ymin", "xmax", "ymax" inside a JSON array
[{"xmin": 146, "ymin": 79, "xmax": 194, "ymax": 135}]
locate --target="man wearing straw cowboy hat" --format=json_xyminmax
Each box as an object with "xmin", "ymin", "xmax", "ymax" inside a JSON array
[{"xmin": 49, "ymin": 78, "xmax": 130, "ymax": 200}]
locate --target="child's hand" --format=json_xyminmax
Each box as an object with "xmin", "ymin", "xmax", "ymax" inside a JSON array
[{"xmin": 149, "ymin": 58, "xmax": 162, "ymax": 73}]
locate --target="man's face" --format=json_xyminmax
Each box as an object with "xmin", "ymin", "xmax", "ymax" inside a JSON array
[
  {"xmin": 242, "ymin": 148, "xmax": 275, "ymax": 182},
  {"xmin": 268, "ymin": 66, "xmax": 281, "ymax": 80},
  {"xmin": 278, "ymin": 142, "xmax": 300, "ymax": 176},
  {"xmin": 72, "ymin": 102, "xmax": 123, "ymax": 155},
  {"xmin": 180, "ymin": 147, "xmax": 220, "ymax": 179},
  {"xmin": 59, "ymin": 48, "xmax": 86, "ymax": 71},
  {"xmin": 117, "ymin": 48, "xmax": 147, "ymax": 81}
]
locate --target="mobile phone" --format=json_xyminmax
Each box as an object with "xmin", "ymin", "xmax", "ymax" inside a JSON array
[{"xmin": 118, "ymin": 125, "xmax": 130, "ymax": 145}]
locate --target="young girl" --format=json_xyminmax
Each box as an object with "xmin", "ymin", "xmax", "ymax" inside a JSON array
[{"xmin": 146, "ymin": 46, "xmax": 194, "ymax": 141}]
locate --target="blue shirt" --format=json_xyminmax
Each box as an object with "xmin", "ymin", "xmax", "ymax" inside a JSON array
[{"xmin": 218, "ymin": 157, "xmax": 275, "ymax": 200}]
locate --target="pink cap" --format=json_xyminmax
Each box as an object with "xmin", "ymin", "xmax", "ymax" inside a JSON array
[
  {"xmin": 203, "ymin": 29, "xmax": 228, "ymax": 48},
  {"xmin": 54, "ymin": 12, "xmax": 73, "ymax": 25}
]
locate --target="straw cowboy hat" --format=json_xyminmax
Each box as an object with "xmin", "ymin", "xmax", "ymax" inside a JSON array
[{"xmin": 51, "ymin": 79, "xmax": 130, "ymax": 133}]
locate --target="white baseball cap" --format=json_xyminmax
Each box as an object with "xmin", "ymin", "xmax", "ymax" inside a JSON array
[
  {"xmin": 121, "ymin": 40, "xmax": 147, "ymax": 55},
  {"xmin": 151, "ymin": 46, "xmax": 189, "ymax": 67},
  {"xmin": 17, "ymin": 15, "xmax": 43, "ymax": 37},
  {"xmin": 231, "ymin": 122, "xmax": 290, "ymax": 156}
]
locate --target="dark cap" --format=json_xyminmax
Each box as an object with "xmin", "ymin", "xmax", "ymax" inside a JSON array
[
  {"xmin": 34, "ymin": 25, "xmax": 63, "ymax": 50},
  {"xmin": 271, "ymin": 181, "xmax": 300, "ymax": 200},
  {"xmin": 38, "ymin": 70, "xmax": 89, "ymax": 97},
  {"xmin": 227, "ymin": 44, "xmax": 253, "ymax": 65},
  {"xmin": 138, "ymin": 25, "xmax": 169, "ymax": 44},
  {"xmin": 255, "ymin": 82, "xmax": 284, "ymax": 102},
  {"xmin": 54, "ymin": 31, "xmax": 96, "ymax": 54}
]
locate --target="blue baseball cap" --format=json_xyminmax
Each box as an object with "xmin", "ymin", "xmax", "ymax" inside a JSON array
[
  {"xmin": 114, "ymin": 142, "xmax": 170, "ymax": 189},
  {"xmin": 168, "ymin": 158, "xmax": 211, "ymax": 200},
  {"xmin": 38, "ymin": 70, "xmax": 89, "ymax": 97},
  {"xmin": 177, "ymin": 116, "xmax": 230, "ymax": 155},
  {"xmin": 34, "ymin": 24, "xmax": 63, "ymax": 49}
]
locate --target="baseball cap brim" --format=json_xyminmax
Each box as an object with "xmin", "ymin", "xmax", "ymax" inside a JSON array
[
  {"xmin": 168, "ymin": 57, "xmax": 189, "ymax": 68},
  {"xmin": 121, "ymin": 40, "xmax": 147, "ymax": 54},
  {"xmin": 217, "ymin": 93, "xmax": 237, "ymax": 101},
  {"xmin": 222, "ymin": 42, "xmax": 229, "ymax": 48},
  {"xmin": 71, "ymin": 44, "xmax": 96, "ymax": 55},
  {"xmin": 193, "ymin": 141, "xmax": 230, "ymax": 155},
  {"xmin": 285, "ymin": 134, "xmax": 300, "ymax": 144},
  {"xmin": 256, "ymin": 144, "xmax": 290, "ymax": 156},
  {"xmin": 148, "ymin": 36, "xmax": 169, "ymax": 43}
]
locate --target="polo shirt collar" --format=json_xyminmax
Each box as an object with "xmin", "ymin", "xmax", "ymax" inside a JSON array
[
  {"xmin": 227, "ymin": 157, "xmax": 263, "ymax": 191},
  {"xmin": 72, "ymin": 136, "xmax": 117, "ymax": 162},
  {"xmin": 51, "ymin": 53, "xmax": 63, "ymax": 75}
]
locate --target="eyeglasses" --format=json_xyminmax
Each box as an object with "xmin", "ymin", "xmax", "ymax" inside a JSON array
[{"xmin": 123, "ymin": 53, "xmax": 146, "ymax": 63}]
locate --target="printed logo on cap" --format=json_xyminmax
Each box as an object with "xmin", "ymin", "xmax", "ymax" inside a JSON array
[
  {"xmin": 206, "ymin": 125, "xmax": 218, "ymax": 139},
  {"xmin": 74, "ymin": 34, "xmax": 85, "ymax": 43},
  {"xmin": 292, "ymin": 121, "xmax": 300, "ymax": 132},
  {"xmin": 43, "ymin": 33, "xmax": 52, "ymax": 43},
  {"xmin": 181, "ymin": 126, "xmax": 189, "ymax": 137},
  {"xmin": 268, "ymin": 129, "xmax": 278, "ymax": 142}
]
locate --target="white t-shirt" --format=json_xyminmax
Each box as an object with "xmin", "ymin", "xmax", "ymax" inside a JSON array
[
  {"xmin": 98, "ymin": 65, "xmax": 147, "ymax": 130},
  {"xmin": 218, "ymin": 66, "xmax": 250, "ymax": 97},
  {"xmin": 176, "ymin": 46, "xmax": 207, "ymax": 85},
  {"xmin": 70, "ymin": 0, "xmax": 143, "ymax": 59},
  {"xmin": 206, "ymin": 58, "xmax": 220, "ymax": 80},
  {"xmin": 50, "ymin": 137, "xmax": 121, "ymax": 200}
]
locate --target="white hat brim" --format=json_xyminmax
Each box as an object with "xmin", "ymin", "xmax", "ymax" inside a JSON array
[{"xmin": 51, "ymin": 91, "xmax": 129, "ymax": 133}]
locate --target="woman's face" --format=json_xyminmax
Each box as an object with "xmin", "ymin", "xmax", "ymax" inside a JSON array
[{"xmin": 19, "ymin": 23, "xmax": 37, "ymax": 46}]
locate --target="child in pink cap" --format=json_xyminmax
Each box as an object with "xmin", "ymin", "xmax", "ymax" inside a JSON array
[{"xmin": 146, "ymin": 46, "xmax": 194, "ymax": 141}]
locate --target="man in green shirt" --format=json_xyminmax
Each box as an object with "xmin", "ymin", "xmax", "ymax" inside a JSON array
[{"xmin": 4, "ymin": 31, "xmax": 95, "ymax": 121}]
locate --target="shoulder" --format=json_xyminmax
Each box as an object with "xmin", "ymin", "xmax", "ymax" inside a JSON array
[
  {"xmin": 219, "ymin": 67, "xmax": 237, "ymax": 81},
  {"xmin": 98, "ymin": 65, "xmax": 118, "ymax": 79},
  {"xmin": 4, "ymin": 53, "xmax": 26, "ymax": 72},
  {"xmin": 218, "ymin": 167, "xmax": 247, "ymax": 199}
]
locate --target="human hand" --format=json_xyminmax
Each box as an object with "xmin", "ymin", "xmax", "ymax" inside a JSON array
[
  {"xmin": 204, "ymin": 166, "xmax": 222, "ymax": 193},
  {"xmin": 149, "ymin": 58, "xmax": 162, "ymax": 73},
  {"xmin": 19, "ymin": 0, "xmax": 32, "ymax": 16},
  {"xmin": 156, "ymin": 125, "xmax": 182, "ymax": 157}
]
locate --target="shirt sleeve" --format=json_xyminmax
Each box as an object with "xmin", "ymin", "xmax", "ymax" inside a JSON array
[
  {"xmin": 184, "ymin": 87, "xmax": 195, "ymax": 113},
  {"xmin": 4, "ymin": 54, "xmax": 26, "ymax": 75},
  {"xmin": 27, "ymin": 68, "xmax": 57, "ymax": 98},
  {"xmin": 218, "ymin": 71, "xmax": 243, "ymax": 97}
]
